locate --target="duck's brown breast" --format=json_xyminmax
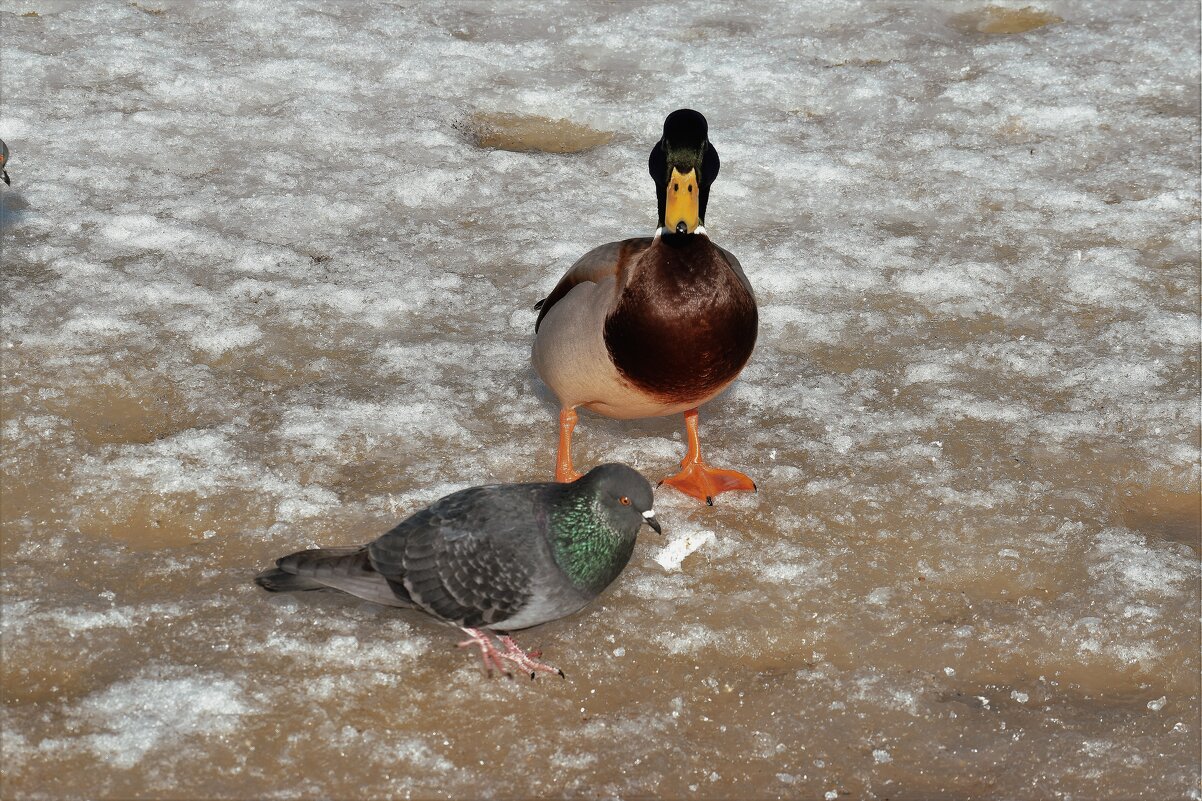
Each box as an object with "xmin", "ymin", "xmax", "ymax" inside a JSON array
[{"xmin": 603, "ymin": 235, "xmax": 757, "ymax": 404}]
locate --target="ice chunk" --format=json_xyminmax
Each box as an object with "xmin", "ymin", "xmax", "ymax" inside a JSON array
[{"xmin": 653, "ymin": 529, "xmax": 717, "ymax": 571}]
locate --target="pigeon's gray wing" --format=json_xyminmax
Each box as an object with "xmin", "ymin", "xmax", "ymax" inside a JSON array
[{"xmin": 367, "ymin": 484, "xmax": 550, "ymax": 629}]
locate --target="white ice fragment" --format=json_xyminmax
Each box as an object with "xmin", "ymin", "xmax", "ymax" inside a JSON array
[
  {"xmin": 56, "ymin": 608, "xmax": 135, "ymax": 632},
  {"xmin": 825, "ymin": 791, "xmax": 838, "ymax": 801},
  {"xmin": 103, "ymin": 214, "xmax": 203, "ymax": 252},
  {"xmin": 63, "ymin": 675, "xmax": 252, "ymax": 769},
  {"xmin": 653, "ymin": 529, "xmax": 716, "ymax": 571},
  {"xmin": 190, "ymin": 323, "xmax": 262, "ymax": 356},
  {"xmin": 904, "ymin": 362, "xmax": 951, "ymax": 385},
  {"xmin": 389, "ymin": 737, "xmax": 454, "ymax": 773},
  {"xmin": 1147, "ymin": 696, "xmax": 1166, "ymax": 711},
  {"xmin": 872, "ymin": 749, "xmax": 891, "ymax": 764},
  {"xmin": 612, "ymin": 647, "xmax": 625, "ymax": 658},
  {"xmin": 62, "ymin": 315, "xmax": 145, "ymax": 337},
  {"xmin": 549, "ymin": 750, "xmax": 596, "ymax": 770},
  {"xmin": 762, "ymin": 560, "xmax": 824, "ymax": 585},
  {"xmin": 665, "ymin": 625, "xmax": 719, "ymax": 655},
  {"xmin": 1011, "ymin": 690, "xmax": 1029, "ymax": 704},
  {"xmin": 1090, "ymin": 529, "xmax": 1192, "ymax": 597},
  {"xmin": 944, "ymin": 667, "xmax": 955, "ymax": 677},
  {"xmin": 1037, "ymin": 104, "xmax": 1101, "ymax": 128},
  {"xmin": 276, "ymin": 493, "xmax": 340, "ymax": 521}
]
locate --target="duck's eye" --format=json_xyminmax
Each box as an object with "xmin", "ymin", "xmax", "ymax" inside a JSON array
[{"xmin": 619, "ymin": 496, "xmax": 631, "ymax": 506}]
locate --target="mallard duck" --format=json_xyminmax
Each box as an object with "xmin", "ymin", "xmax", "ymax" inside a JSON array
[{"xmin": 532, "ymin": 109, "xmax": 758, "ymax": 505}]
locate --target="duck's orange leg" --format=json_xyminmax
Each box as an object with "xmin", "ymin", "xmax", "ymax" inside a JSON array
[
  {"xmin": 661, "ymin": 408, "xmax": 756, "ymax": 505},
  {"xmin": 555, "ymin": 407, "xmax": 584, "ymax": 482}
]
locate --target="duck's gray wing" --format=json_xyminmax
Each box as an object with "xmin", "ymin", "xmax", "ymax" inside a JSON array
[
  {"xmin": 533, "ymin": 237, "xmax": 653, "ymax": 331},
  {"xmin": 715, "ymin": 244, "xmax": 754, "ymax": 298}
]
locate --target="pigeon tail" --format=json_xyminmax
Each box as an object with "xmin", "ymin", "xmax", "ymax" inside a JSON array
[
  {"xmin": 255, "ymin": 546, "xmax": 412, "ymax": 607},
  {"xmin": 254, "ymin": 567, "xmax": 327, "ymax": 592}
]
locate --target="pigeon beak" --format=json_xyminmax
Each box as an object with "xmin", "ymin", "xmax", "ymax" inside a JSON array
[{"xmin": 642, "ymin": 509, "xmax": 662, "ymax": 534}]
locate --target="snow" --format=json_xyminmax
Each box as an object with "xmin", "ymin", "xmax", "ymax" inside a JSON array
[
  {"xmin": 40, "ymin": 673, "xmax": 253, "ymax": 770},
  {"xmin": 653, "ymin": 527, "xmax": 718, "ymax": 571},
  {"xmin": 2, "ymin": 0, "xmax": 1199, "ymax": 799}
]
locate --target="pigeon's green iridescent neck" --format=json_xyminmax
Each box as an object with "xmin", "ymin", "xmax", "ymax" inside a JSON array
[{"xmin": 548, "ymin": 488, "xmax": 637, "ymax": 592}]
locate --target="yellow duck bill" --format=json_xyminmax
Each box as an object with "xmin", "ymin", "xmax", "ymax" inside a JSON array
[{"xmin": 664, "ymin": 166, "xmax": 700, "ymax": 234}]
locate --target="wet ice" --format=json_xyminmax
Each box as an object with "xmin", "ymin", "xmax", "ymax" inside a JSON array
[{"xmin": 2, "ymin": 0, "xmax": 1199, "ymax": 799}]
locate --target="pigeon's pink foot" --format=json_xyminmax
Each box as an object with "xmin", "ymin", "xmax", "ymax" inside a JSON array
[
  {"xmin": 498, "ymin": 635, "xmax": 566, "ymax": 679},
  {"xmin": 457, "ymin": 628, "xmax": 565, "ymax": 679},
  {"xmin": 458, "ymin": 627, "xmax": 511, "ymax": 677}
]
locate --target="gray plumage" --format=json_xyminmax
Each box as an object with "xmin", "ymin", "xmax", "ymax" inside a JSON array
[{"xmin": 255, "ymin": 464, "xmax": 660, "ymax": 633}]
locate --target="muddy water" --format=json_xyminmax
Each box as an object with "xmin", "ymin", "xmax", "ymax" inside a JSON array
[{"xmin": 3, "ymin": 1, "xmax": 1200, "ymax": 799}]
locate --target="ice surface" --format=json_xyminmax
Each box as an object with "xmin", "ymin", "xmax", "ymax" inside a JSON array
[
  {"xmin": 2, "ymin": 0, "xmax": 1199, "ymax": 799},
  {"xmin": 41, "ymin": 673, "xmax": 254, "ymax": 770}
]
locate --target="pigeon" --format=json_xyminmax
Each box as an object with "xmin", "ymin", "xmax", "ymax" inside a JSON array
[
  {"xmin": 0, "ymin": 139, "xmax": 9, "ymax": 186},
  {"xmin": 255, "ymin": 463, "xmax": 661, "ymax": 678}
]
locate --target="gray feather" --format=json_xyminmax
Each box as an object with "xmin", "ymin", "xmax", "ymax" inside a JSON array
[{"xmin": 256, "ymin": 546, "xmax": 412, "ymax": 608}]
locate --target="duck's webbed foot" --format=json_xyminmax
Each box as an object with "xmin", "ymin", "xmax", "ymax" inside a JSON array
[
  {"xmin": 661, "ymin": 461, "xmax": 757, "ymax": 506},
  {"xmin": 660, "ymin": 408, "xmax": 756, "ymax": 505}
]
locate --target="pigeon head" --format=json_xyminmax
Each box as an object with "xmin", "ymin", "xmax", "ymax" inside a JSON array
[{"xmin": 580, "ymin": 463, "xmax": 661, "ymax": 534}]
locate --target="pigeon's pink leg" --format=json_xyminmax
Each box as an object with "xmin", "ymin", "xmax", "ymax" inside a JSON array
[
  {"xmin": 457, "ymin": 627, "xmax": 511, "ymax": 677},
  {"xmin": 498, "ymin": 635, "xmax": 566, "ymax": 679},
  {"xmin": 457, "ymin": 628, "xmax": 565, "ymax": 679}
]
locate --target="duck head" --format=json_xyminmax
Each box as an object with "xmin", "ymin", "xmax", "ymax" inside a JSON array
[{"xmin": 648, "ymin": 109, "xmax": 720, "ymax": 235}]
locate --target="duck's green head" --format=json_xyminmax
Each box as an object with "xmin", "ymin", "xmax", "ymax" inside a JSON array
[{"xmin": 648, "ymin": 109, "xmax": 720, "ymax": 235}]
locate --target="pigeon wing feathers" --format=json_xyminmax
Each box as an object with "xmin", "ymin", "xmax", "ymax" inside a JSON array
[{"xmin": 368, "ymin": 484, "xmax": 548, "ymax": 628}]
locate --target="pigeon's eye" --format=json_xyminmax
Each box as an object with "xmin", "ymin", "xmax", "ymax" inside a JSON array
[{"xmin": 619, "ymin": 496, "xmax": 631, "ymax": 506}]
